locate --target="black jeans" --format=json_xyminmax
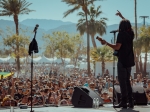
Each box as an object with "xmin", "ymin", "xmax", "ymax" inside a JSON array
[{"xmin": 117, "ymin": 62, "xmax": 133, "ymax": 102}]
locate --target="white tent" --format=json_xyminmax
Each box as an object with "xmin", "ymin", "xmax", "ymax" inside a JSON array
[
  {"xmin": 65, "ymin": 64, "xmax": 74, "ymax": 69},
  {"xmin": 28, "ymin": 56, "xmax": 42, "ymax": 63},
  {"xmin": 8, "ymin": 57, "xmax": 15, "ymax": 63},
  {"xmin": 54, "ymin": 58, "xmax": 62, "ymax": 63},
  {"xmin": 79, "ymin": 62, "xmax": 94, "ymax": 70},
  {"xmin": 53, "ymin": 57, "xmax": 71, "ymax": 64},
  {"xmin": 141, "ymin": 53, "xmax": 150, "ymax": 63},
  {"xmin": 39, "ymin": 55, "xmax": 51, "ymax": 63},
  {"xmin": 20, "ymin": 57, "xmax": 26, "ymax": 63},
  {"xmin": 46, "ymin": 57, "xmax": 57, "ymax": 63},
  {"xmin": 0, "ymin": 56, "xmax": 10, "ymax": 63},
  {"xmin": 63, "ymin": 58, "xmax": 71, "ymax": 64}
]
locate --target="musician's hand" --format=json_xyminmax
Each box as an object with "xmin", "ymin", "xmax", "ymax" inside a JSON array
[
  {"xmin": 116, "ymin": 10, "xmax": 122, "ymax": 16},
  {"xmin": 116, "ymin": 10, "xmax": 125, "ymax": 19}
]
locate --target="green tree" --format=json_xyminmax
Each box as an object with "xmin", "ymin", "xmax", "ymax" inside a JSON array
[
  {"xmin": 0, "ymin": 48, "xmax": 11, "ymax": 57},
  {"xmin": 139, "ymin": 26, "xmax": 150, "ymax": 75},
  {"xmin": 69, "ymin": 34, "xmax": 84, "ymax": 67},
  {"xmin": 62, "ymin": 0, "xmax": 100, "ymax": 76},
  {"xmin": 79, "ymin": 46, "xmax": 87, "ymax": 56},
  {"xmin": 43, "ymin": 31, "xmax": 83, "ymax": 66},
  {"xmin": 43, "ymin": 31, "xmax": 73, "ymax": 65},
  {"xmin": 42, "ymin": 34, "xmax": 57, "ymax": 58},
  {"xmin": 91, "ymin": 46, "xmax": 112, "ymax": 76},
  {"xmin": 0, "ymin": 0, "xmax": 34, "ymax": 73},
  {"xmin": 77, "ymin": 5, "xmax": 107, "ymax": 48},
  {"xmin": 3, "ymin": 34, "xmax": 30, "ymax": 56},
  {"xmin": 133, "ymin": 38, "xmax": 143, "ymax": 73}
]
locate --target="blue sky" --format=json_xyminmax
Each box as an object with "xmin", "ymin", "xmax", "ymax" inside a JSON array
[{"xmin": 0, "ymin": 0, "xmax": 150, "ymax": 25}]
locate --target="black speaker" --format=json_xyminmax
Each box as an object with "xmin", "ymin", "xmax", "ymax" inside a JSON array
[
  {"xmin": 20, "ymin": 105, "xmax": 28, "ymax": 109},
  {"xmin": 114, "ymin": 85, "xmax": 148, "ymax": 105},
  {"xmin": 71, "ymin": 86, "xmax": 103, "ymax": 108}
]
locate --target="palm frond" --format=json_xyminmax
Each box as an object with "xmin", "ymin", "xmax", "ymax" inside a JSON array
[
  {"xmin": 63, "ymin": 5, "xmax": 80, "ymax": 18},
  {"xmin": 77, "ymin": 11, "xmax": 85, "ymax": 17},
  {"xmin": 62, "ymin": 0, "xmax": 83, "ymax": 6},
  {"xmin": 0, "ymin": 0, "xmax": 34, "ymax": 16},
  {"xmin": 0, "ymin": 12, "xmax": 12, "ymax": 16}
]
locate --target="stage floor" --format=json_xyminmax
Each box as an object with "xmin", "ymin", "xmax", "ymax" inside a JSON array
[{"xmin": 0, "ymin": 104, "xmax": 150, "ymax": 112}]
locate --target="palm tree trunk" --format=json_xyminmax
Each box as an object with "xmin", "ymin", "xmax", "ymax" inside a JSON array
[
  {"xmin": 139, "ymin": 55, "xmax": 143, "ymax": 73},
  {"xmin": 61, "ymin": 58, "xmax": 65, "ymax": 66},
  {"xmin": 144, "ymin": 52, "xmax": 147, "ymax": 76},
  {"xmin": 85, "ymin": 13, "xmax": 90, "ymax": 76},
  {"xmin": 91, "ymin": 34, "xmax": 97, "ymax": 48},
  {"xmin": 102, "ymin": 59, "xmax": 105, "ymax": 76},
  {"xmin": 16, "ymin": 48, "xmax": 20, "ymax": 76},
  {"xmin": 14, "ymin": 15, "xmax": 19, "ymax": 35},
  {"xmin": 14, "ymin": 15, "xmax": 20, "ymax": 76},
  {"xmin": 134, "ymin": 0, "xmax": 138, "ymax": 39},
  {"xmin": 74, "ymin": 44, "xmax": 81, "ymax": 67},
  {"xmin": 135, "ymin": 58, "xmax": 139, "ymax": 73},
  {"xmin": 134, "ymin": 50, "xmax": 140, "ymax": 73}
]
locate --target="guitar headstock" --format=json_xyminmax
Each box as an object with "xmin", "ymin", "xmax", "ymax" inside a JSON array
[{"xmin": 96, "ymin": 36, "xmax": 103, "ymax": 41}]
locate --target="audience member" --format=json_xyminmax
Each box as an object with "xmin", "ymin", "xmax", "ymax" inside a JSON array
[{"xmin": 0, "ymin": 63, "xmax": 149, "ymax": 107}]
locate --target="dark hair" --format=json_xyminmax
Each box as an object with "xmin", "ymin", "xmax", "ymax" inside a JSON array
[
  {"xmin": 44, "ymin": 89, "xmax": 49, "ymax": 93},
  {"xmin": 119, "ymin": 19, "xmax": 134, "ymax": 39}
]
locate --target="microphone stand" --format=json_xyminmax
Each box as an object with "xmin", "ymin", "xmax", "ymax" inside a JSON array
[
  {"xmin": 31, "ymin": 50, "xmax": 34, "ymax": 112},
  {"xmin": 30, "ymin": 28, "xmax": 38, "ymax": 112},
  {"xmin": 112, "ymin": 32, "xmax": 116, "ymax": 107}
]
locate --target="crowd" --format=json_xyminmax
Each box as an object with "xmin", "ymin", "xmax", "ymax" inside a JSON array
[{"xmin": 0, "ymin": 63, "xmax": 150, "ymax": 107}]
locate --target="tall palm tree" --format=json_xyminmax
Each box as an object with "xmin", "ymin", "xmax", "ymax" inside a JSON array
[
  {"xmin": 0, "ymin": 0, "xmax": 34, "ymax": 73},
  {"xmin": 77, "ymin": 5, "xmax": 107, "ymax": 48},
  {"xmin": 62, "ymin": 0, "xmax": 99, "ymax": 76},
  {"xmin": 91, "ymin": 46, "xmax": 112, "ymax": 76}
]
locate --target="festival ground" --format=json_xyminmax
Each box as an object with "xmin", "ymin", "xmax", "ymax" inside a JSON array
[{"xmin": 0, "ymin": 104, "xmax": 150, "ymax": 112}]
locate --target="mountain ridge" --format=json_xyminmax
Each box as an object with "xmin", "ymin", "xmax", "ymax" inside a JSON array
[
  {"xmin": 20, "ymin": 19, "xmax": 74, "ymax": 31},
  {"xmin": 0, "ymin": 19, "xmax": 147, "ymax": 54}
]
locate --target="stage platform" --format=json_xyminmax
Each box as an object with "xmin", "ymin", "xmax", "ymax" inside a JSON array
[{"xmin": 0, "ymin": 104, "xmax": 150, "ymax": 112}]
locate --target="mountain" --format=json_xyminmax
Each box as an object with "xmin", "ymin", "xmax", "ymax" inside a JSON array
[
  {"xmin": 0, "ymin": 19, "xmax": 147, "ymax": 54},
  {"xmin": 47, "ymin": 23, "xmax": 77, "ymax": 33},
  {"xmin": 21, "ymin": 19, "xmax": 74, "ymax": 31}
]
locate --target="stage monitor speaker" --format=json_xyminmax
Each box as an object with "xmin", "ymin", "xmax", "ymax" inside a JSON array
[
  {"xmin": 114, "ymin": 85, "xmax": 148, "ymax": 105},
  {"xmin": 71, "ymin": 86, "xmax": 103, "ymax": 108},
  {"xmin": 20, "ymin": 105, "xmax": 28, "ymax": 109}
]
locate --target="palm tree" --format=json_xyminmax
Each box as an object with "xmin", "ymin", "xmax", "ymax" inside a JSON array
[
  {"xmin": 0, "ymin": 0, "xmax": 34, "ymax": 73},
  {"xmin": 91, "ymin": 46, "xmax": 112, "ymax": 76},
  {"xmin": 138, "ymin": 26, "xmax": 150, "ymax": 76},
  {"xmin": 77, "ymin": 5, "xmax": 107, "ymax": 48},
  {"xmin": 62, "ymin": 0, "xmax": 99, "ymax": 76}
]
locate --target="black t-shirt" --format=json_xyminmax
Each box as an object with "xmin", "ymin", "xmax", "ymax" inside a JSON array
[
  {"xmin": 14, "ymin": 93, "xmax": 24, "ymax": 101},
  {"xmin": 116, "ymin": 31, "xmax": 135, "ymax": 67},
  {"xmin": 35, "ymin": 95, "xmax": 43, "ymax": 105}
]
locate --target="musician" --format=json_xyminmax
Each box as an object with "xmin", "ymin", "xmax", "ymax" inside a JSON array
[{"xmin": 98, "ymin": 10, "xmax": 135, "ymax": 108}]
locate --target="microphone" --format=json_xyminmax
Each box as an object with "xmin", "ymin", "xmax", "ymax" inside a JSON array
[
  {"xmin": 110, "ymin": 30, "xmax": 118, "ymax": 33},
  {"xmin": 33, "ymin": 24, "xmax": 39, "ymax": 32}
]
